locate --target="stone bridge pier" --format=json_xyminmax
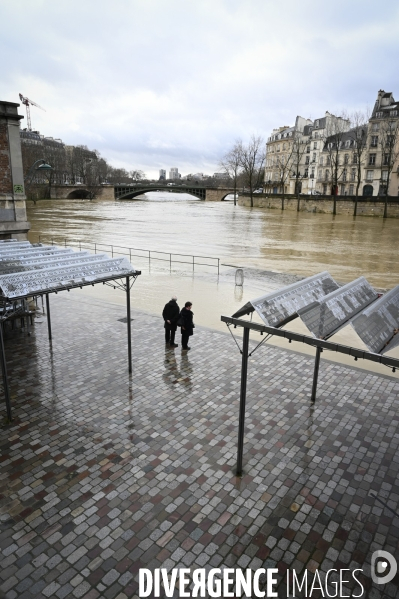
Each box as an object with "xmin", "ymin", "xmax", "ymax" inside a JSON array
[
  {"xmin": 51, "ymin": 184, "xmax": 115, "ymax": 200},
  {"xmin": 204, "ymin": 188, "xmax": 234, "ymax": 201}
]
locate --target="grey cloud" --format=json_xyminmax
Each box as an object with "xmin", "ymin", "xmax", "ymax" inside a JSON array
[{"xmin": 1, "ymin": 0, "xmax": 399, "ymax": 177}]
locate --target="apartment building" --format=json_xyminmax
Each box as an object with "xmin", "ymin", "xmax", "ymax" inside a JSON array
[
  {"xmin": 362, "ymin": 90, "xmax": 399, "ymax": 197},
  {"xmin": 265, "ymin": 113, "xmax": 350, "ymax": 195},
  {"xmin": 265, "ymin": 90, "xmax": 399, "ymax": 197},
  {"xmin": 169, "ymin": 167, "xmax": 180, "ymax": 180}
]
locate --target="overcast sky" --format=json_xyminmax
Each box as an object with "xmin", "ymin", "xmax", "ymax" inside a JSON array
[{"xmin": 2, "ymin": 0, "xmax": 399, "ymax": 178}]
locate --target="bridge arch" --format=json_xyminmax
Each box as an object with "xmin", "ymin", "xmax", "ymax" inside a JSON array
[
  {"xmin": 117, "ymin": 187, "xmax": 205, "ymax": 201},
  {"xmin": 219, "ymin": 192, "xmax": 236, "ymax": 201},
  {"xmin": 67, "ymin": 189, "xmax": 92, "ymax": 199}
]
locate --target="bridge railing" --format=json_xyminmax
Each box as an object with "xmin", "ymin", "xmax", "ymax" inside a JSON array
[{"xmin": 37, "ymin": 236, "xmax": 220, "ymax": 275}]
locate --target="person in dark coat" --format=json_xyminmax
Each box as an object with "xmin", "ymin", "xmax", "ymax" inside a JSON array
[
  {"xmin": 162, "ymin": 296, "xmax": 180, "ymax": 347},
  {"xmin": 179, "ymin": 301, "xmax": 194, "ymax": 350}
]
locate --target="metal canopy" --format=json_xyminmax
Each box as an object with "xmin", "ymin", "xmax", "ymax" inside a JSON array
[
  {"xmin": 0, "ymin": 254, "xmax": 136, "ymax": 299},
  {"xmin": 0, "ymin": 241, "xmax": 31, "ymax": 253},
  {"xmin": 0, "ymin": 241, "xmax": 141, "ymax": 423},
  {"xmin": 298, "ymin": 276, "xmax": 379, "ymax": 340},
  {"xmin": 0, "ymin": 251, "xmax": 98, "ymax": 275},
  {"xmin": 351, "ymin": 284, "xmax": 399, "ymax": 354},
  {"xmin": 0, "ymin": 247, "xmax": 74, "ymax": 262},
  {"xmin": 232, "ymin": 271, "xmax": 339, "ymax": 326},
  {"xmin": 223, "ymin": 271, "xmax": 399, "ymax": 476}
]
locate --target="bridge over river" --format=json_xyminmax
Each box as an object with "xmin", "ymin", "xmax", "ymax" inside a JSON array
[
  {"xmin": 49, "ymin": 184, "xmax": 235, "ymax": 201},
  {"xmin": 114, "ymin": 184, "xmax": 234, "ymax": 201}
]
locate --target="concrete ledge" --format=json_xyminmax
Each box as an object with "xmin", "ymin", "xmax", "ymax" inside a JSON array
[
  {"xmin": 238, "ymin": 195, "xmax": 399, "ymax": 216},
  {"xmin": 0, "ymin": 220, "xmax": 30, "ymax": 234}
]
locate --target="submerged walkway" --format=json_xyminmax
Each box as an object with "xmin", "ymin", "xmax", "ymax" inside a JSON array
[{"xmin": 0, "ymin": 294, "xmax": 399, "ymax": 598}]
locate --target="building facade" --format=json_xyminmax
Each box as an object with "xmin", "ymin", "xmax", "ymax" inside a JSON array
[
  {"xmin": 265, "ymin": 90, "xmax": 399, "ymax": 197},
  {"xmin": 169, "ymin": 167, "xmax": 180, "ymax": 180},
  {"xmin": 361, "ymin": 90, "xmax": 399, "ymax": 197}
]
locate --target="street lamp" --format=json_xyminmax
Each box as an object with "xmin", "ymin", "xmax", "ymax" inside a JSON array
[{"xmin": 25, "ymin": 159, "xmax": 53, "ymax": 183}]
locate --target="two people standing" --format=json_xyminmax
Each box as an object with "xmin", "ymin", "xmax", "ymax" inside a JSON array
[{"xmin": 162, "ymin": 297, "xmax": 194, "ymax": 351}]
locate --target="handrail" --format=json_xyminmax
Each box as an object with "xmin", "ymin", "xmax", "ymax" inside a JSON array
[{"xmin": 37, "ymin": 236, "xmax": 220, "ymax": 275}]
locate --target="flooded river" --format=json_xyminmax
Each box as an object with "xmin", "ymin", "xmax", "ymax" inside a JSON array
[
  {"xmin": 27, "ymin": 193, "xmax": 399, "ymax": 377},
  {"xmin": 27, "ymin": 193, "xmax": 398, "ymax": 288}
]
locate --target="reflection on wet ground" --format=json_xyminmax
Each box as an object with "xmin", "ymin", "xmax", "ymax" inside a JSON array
[
  {"xmin": 163, "ymin": 347, "xmax": 193, "ymax": 392},
  {"xmin": 1, "ymin": 294, "xmax": 399, "ymax": 597}
]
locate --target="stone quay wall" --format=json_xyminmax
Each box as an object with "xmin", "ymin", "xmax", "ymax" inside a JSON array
[{"xmin": 238, "ymin": 194, "xmax": 399, "ymax": 217}]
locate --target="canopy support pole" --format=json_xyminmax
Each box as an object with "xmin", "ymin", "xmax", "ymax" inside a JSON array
[
  {"xmin": 311, "ymin": 347, "xmax": 322, "ymax": 402},
  {"xmin": 126, "ymin": 276, "xmax": 132, "ymax": 373},
  {"xmin": 46, "ymin": 294, "xmax": 52, "ymax": 341},
  {"xmin": 0, "ymin": 323, "xmax": 12, "ymax": 421},
  {"xmin": 236, "ymin": 327, "xmax": 250, "ymax": 476}
]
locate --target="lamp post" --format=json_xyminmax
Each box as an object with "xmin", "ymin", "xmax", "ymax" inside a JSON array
[
  {"xmin": 24, "ymin": 159, "xmax": 53, "ymax": 201},
  {"xmin": 25, "ymin": 159, "xmax": 53, "ymax": 183}
]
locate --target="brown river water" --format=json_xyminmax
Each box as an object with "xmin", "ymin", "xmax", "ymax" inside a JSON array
[{"xmin": 27, "ymin": 193, "xmax": 399, "ymax": 377}]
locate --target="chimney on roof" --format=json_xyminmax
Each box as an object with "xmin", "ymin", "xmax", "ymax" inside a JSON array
[{"xmin": 377, "ymin": 90, "xmax": 385, "ymax": 108}]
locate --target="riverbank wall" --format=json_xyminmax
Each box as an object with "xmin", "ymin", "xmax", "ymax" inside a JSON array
[{"xmin": 238, "ymin": 194, "xmax": 399, "ymax": 217}]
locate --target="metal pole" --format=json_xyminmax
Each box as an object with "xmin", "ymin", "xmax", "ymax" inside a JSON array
[
  {"xmin": 45, "ymin": 294, "xmax": 52, "ymax": 341},
  {"xmin": 193, "ymin": 256, "xmax": 195, "ymax": 272},
  {"xmin": 126, "ymin": 276, "xmax": 132, "ymax": 373},
  {"xmin": 111, "ymin": 245, "xmax": 113, "ymax": 257},
  {"xmin": 0, "ymin": 322, "xmax": 12, "ymax": 421},
  {"xmin": 25, "ymin": 299, "xmax": 31, "ymax": 337},
  {"xmin": 170, "ymin": 253, "xmax": 172, "ymax": 270},
  {"xmin": 217, "ymin": 258, "xmax": 220, "ymax": 277},
  {"xmin": 236, "ymin": 327, "xmax": 250, "ymax": 476},
  {"xmin": 95, "ymin": 243, "xmax": 97, "ymax": 254},
  {"xmin": 311, "ymin": 347, "xmax": 322, "ymax": 402}
]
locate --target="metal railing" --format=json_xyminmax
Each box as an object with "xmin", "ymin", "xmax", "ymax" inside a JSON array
[{"xmin": 37, "ymin": 236, "xmax": 220, "ymax": 275}]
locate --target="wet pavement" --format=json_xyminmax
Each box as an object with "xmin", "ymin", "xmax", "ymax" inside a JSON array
[{"xmin": 1, "ymin": 292, "xmax": 399, "ymax": 598}]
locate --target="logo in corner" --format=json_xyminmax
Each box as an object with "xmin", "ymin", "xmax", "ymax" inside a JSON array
[{"xmin": 371, "ymin": 550, "xmax": 397, "ymax": 585}]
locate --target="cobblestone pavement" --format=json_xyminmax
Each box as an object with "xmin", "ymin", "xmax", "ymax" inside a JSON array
[{"xmin": 1, "ymin": 293, "xmax": 399, "ymax": 598}]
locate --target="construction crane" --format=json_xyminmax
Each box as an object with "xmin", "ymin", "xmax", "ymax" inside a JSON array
[{"xmin": 18, "ymin": 93, "xmax": 45, "ymax": 131}]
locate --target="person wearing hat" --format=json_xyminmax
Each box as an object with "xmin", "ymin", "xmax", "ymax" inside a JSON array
[{"xmin": 162, "ymin": 295, "xmax": 180, "ymax": 347}]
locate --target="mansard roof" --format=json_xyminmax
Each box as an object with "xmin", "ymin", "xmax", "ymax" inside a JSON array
[{"xmin": 321, "ymin": 125, "xmax": 368, "ymax": 151}]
